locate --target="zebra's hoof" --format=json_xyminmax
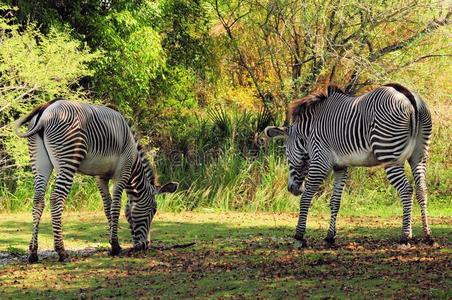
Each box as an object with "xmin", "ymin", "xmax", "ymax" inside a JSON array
[
  {"xmin": 423, "ymin": 236, "xmax": 435, "ymax": 246},
  {"xmin": 57, "ymin": 250, "xmax": 69, "ymax": 262},
  {"xmin": 133, "ymin": 241, "xmax": 149, "ymax": 251},
  {"xmin": 324, "ymin": 236, "xmax": 335, "ymax": 245},
  {"xmin": 399, "ymin": 235, "xmax": 412, "ymax": 245},
  {"xmin": 109, "ymin": 244, "xmax": 122, "ymax": 256},
  {"xmin": 293, "ymin": 236, "xmax": 307, "ymax": 249},
  {"xmin": 28, "ymin": 252, "xmax": 39, "ymax": 263}
]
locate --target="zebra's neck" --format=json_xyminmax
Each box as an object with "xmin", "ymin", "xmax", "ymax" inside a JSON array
[
  {"xmin": 127, "ymin": 146, "xmax": 158, "ymax": 195},
  {"xmin": 138, "ymin": 148, "xmax": 157, "ymax": 186},
  {"xmin": 295, "ymin": 105, "xmax": 319, "ymax": 140}
]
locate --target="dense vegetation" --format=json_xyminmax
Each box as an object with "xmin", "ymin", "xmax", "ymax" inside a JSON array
[{"xmin": 0, "ymin": 0, "xmax": 450, "ymax": 213}]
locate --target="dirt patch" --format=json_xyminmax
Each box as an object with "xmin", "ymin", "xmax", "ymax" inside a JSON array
[
  {"xmin": 0, "ymin": 247, "xmax": 103, "ymax": 265},
  {"xmin": 0, "ymin": 241, "xmax": 197, "ymax": 265}
]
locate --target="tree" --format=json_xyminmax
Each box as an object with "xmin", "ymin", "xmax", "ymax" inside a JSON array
[
  {"xmin": 212, "ymin": 0, "xmax": 451, "ymax": 112},
  {"xmin": 0, "ymin": 5, "xmax": 96, "ymax": 191}
]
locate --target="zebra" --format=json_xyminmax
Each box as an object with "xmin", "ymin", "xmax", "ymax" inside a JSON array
[
  {"xmin": 264, "ymin": 83, "xmax": 433, "ymax": 247},
  {"xmin": 15, "ymin": 100, "xmax": 178, "ymax": 262}
]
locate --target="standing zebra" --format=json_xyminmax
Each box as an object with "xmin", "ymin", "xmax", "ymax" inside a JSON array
[
  {"xmin": 15, "ymin": 100, "xmax": 178, "ymax": 262},
  {"xmin": 264, "ymin": 84, "xmax": 433, "ymax": 247}
]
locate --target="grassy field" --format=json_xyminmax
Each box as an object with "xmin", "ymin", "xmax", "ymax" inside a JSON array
[{"xmin": 0, "ymin": 211, "xmax": 451, "ymax": 299}]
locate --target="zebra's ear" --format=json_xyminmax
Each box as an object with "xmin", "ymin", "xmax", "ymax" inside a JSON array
[
  {"xmin": 157, "ymin": 182, "xmax": 179, "ymax": 194},
  {"xmin": 264, "ymin": 126, "xmax": 287, "ymax": 138}
]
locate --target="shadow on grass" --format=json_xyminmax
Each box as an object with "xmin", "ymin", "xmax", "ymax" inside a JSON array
[
  {"xmin": 0, "ymin": 216, "xmax": 451, "ymax": 299},
  {"xmin": 1, "ymin": 216, "xmax": 451, "ymax": 252},
  {"xmin": 1, "ymin": 218, "xmax": 451, "ymax": 244}
]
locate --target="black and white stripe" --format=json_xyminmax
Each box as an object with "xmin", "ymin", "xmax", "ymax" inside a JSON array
[
  {"xmin": 265, "ymin": 83, "xmax": 432, "ymax": 247},
  {"xmin": 16, "ymin": 100, "xmax": 178, "ymax": 262}
]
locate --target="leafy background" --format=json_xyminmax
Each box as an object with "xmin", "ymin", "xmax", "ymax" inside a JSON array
[{"xmin": 0, "ymin": 0, "xmax": 450, "ymax": 213}]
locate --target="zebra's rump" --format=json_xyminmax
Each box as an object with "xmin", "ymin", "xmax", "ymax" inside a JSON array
[{"xmin": 29, "ymin": 100, "xmax": 138, "ymax": 178}]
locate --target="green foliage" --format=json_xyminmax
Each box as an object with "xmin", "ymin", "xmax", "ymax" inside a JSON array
[
  {"xmin": 159, "ymin": 0, "xmax": 214, "ymax": 73},
  {"xmin": 0, "ymin": 6, "xmax": 97, "ymax": 195},
  {"xmin": 92, "ymin": 6, "xmax": 166, "ymax": 113},
  {"xmin": 0, "ymin": 1, "xmax": 450, "ymax": 216}
]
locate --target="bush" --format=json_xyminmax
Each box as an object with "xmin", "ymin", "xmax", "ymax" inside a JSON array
[{"xmin": 0, "ymin": 6, "xmax": 97, "ymax": 205}]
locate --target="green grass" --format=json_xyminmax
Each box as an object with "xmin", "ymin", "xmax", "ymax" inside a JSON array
[{"xmin": 0, "ymin": 211, "xmax": 451, "ymax": 299}]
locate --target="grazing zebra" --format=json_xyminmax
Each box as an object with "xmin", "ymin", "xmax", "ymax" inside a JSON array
[
  {"xmin": 15, "ymin": 100, "xmax": 178, "ymax": 262},
  {"xmin": 264, "ymin": 84, "xmax": 433, "ymax": 247}
]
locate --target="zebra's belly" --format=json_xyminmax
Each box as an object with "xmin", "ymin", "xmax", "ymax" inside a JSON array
[
  {"xmin": 78, "ymin": 154, "xmax": 119, "ymax": 177},
  {"xmin": 334, "ymin": 150, "xmax": 379, "ymax": 167}
]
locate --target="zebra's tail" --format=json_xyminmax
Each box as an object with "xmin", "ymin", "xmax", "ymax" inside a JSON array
[
  {"xmin": 408, "ymin": 95, "xmax": 419, "ymax": 139},
  {"xmin": 15, "ymin": 100, "xmax": 57, "ymax": 138}
]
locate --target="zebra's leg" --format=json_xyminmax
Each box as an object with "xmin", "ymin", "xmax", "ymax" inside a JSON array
[
  {"xmin": 409, "ymin": 157, "xmax": 433, "ymax": 245},
  {"xmin": 50, "ymin": 170, "xmax": 76, "ymax": 262},
  {"xmin": 96, "ymin": 177, "xmax": 112, "ymax": 229},
  {"xmin": 28, "ymin": 136, "xmax": 53, "ymax": 263},
  {"xmin": 385, "ymin": 165, "xmax": 413, "ymax": 244},
  {"xmin": 325, "ymin": 167, "xmax": 348, "ymax": 245},
  {"xmin": 125, "ymin": 200, "xmax": 134, "ymax": 237},
  {"xmin": 294, "ymin": 161, "xmax": 331, "ymax": 248},
  {"xmin": 109, "ymin": 179, "xmax": 128, "ymax": 256},
  {"xmin": 410, "ymin": 96, "xmax": 433, "ymax": 244}
]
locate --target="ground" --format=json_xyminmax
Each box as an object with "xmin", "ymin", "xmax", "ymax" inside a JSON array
[{"xmin": 0, "ymin": 211, "xmax": 451, "ymax": 299}]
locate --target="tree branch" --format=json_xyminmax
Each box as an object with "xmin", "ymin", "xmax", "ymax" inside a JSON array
[
  {"xmin": 369, "ymin": 11, "xmax": 451, "ymax": 62},
  {"xmin": 214, "ymin": 0, "xmax": 269, "ymax": 108}
]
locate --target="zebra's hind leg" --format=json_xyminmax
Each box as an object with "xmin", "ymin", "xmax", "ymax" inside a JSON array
[
  {"xmin": 409, "ymin": 157, "xmax": 433, "ymax": 245},
  {"xmin": 28, "ymin": 135, "xmax": 53, "ymax": 263},
  {"xmin": 50, "ymin": 169, "xmax": 76, "ymax": 262},
  {"xmin": 29, "ymin": 174, "xmax": 51, "ymax": 263},
  {"xmin": 325, "ymin": 167, "xmax": 348, "ymax": 245},
  {"xmin": 125, "ymin": 200, "xmax": 134, "ymax": 237},
  {"xmin": 385, "ymin": 165, "xmax": 413, "ymax": 244},
  {"xmin": 96, "ymin": 177, "xmax": 112, "ymax": 229}
]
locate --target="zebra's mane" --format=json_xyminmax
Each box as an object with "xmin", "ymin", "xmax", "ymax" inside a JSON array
[
  {"xmin": 136, "ymin": 142, "xmax": 158, "ymax": 186},
  {"xmin": 289, "ymin": 85, "xmax": 346, "ymax": 122}
]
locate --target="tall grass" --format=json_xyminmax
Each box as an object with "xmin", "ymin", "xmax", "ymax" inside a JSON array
[{"xmin": 1, "ymin": 106, "xmax": 450, "ymax": 216}]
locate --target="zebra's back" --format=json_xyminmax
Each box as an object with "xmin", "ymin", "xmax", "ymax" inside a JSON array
[
  {"xmin": 35, "ymin": 100, "xmax": 137, "ymax": 178},
  {"xmin": 312, "ymin": 87, "xmax": 418, "ymax": 167}
]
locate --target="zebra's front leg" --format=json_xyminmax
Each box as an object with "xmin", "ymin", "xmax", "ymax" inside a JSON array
[
  {"xmin": 385, "ymin": 165, "xmax": 413, "ymax": 244},
  {"xmin": 325, "ymin": 167, "xmax": 348, "ymax": 245},
  {"xmin": 109, "ymin": 181, "xmax": 127, "ymax": 256},
  {"xmin": 294, "ymin": 162, "xmax": 330, "ymax": 248},
  {"xmin": 50, "ymin": 170, "xmax": 76, "ymax": 262},
  {"xmin": 96, "ymin": 177, "xmax": 112, "ymax": 229}
]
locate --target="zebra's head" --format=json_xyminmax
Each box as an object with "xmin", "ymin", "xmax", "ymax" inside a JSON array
[
  {"xmin": 126, "ymin": 181, "xmax": 179, "ymax": 209},
  {"xmin": 264, "ymin": 125, "xmax": 310, "ymax": 196},
  {"xmin": 126, "ymin": 168, "xmax": 179, "ymax": 249}
]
